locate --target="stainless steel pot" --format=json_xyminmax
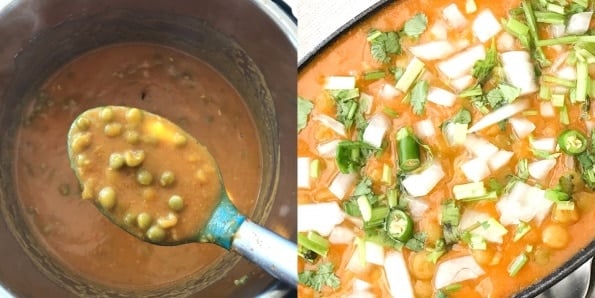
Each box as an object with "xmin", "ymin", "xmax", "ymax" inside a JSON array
[{"xmin": 0, "ymin": 0, "xmax": 296, "ymax": 297}]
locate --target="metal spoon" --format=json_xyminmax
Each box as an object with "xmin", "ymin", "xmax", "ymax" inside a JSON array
[
  {"xmin": 537, "ymin": 258, "xmax": 592, "ymax": 298},
  {"xmin": 66, "ymin": 106, "xmax": 297, "ymax": 287}
]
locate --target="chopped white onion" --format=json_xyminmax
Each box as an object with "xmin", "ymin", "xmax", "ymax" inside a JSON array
[
  {"xmin": 501, "ymin": 51, "xmax": 538, "ymax": 95},
  {"xmin": 324, "ymin": 76, "xmax": 356, "ymax": 90},
  {"xmin": 434, "ymin": 256, "xmax": 485, "ymax": 290},
  {"xmin": 565, "ymin": 12, "xmax": 593, "ymax": 35},
  {"xmin": 459, "ymin": 210, "xmax": 508, "ymax": 243},
  {"xmin": 363, "ymin": 114, "xmax": 391, "ymax": 148},
  {"xmin": 379, "ymin": 83, "xmax": 401, "ymax": 99},
  {"xmin": 346, "ymin": 292, "xmax": 375, "ymax": 298},
  {"xmin": 586, "ymin": 121, "xmax": 595, "ymax": 133},
  {"xmin": 528, "ymin": 159, "xmax": 557, "ymax": 180},
  {"xmin": 347, "ymin": 245, "xmax": 370, "ymax": 274},
  {"xmin": 385, "ymin": 252, "xmax": 415, "ymax": 298},
  {"xmin": 329, "ymin": 173, "xmax": 358, "ymax": 200},
  {"xmin": 497, "ymin": 32, "xmax": 515, "ymax": 52},
  {"xmin": 402, "ymin": 162, "xmax": 445, "ymax": 197},
  {"xmin": 464, "ymin": 135, "xmax": 499, "ymax": 159},
  {"xmin": 297, "ymin": 157, "xmax": 311, "ymax": 189},
  {"xmin": 531, "ymin": 137, "xmax": 557, "ymax": 153},
  {"xmin": 297, "ymin": 202, "xmax": 345, "ymax": 236},
  {"xmin": 415, "ymin": 119, "xmax": 436, "ymax": 138},
  {"xmin": 430, "ymin": 20, "xmax": 449, "ymax": 40},
  {"xmin": 438, "ymin": 45, "xmax": 486, "ymax": 79},
  {"xmin": 509, "ymin": 117, "xmax": 536, "ymax": 139},
  {"xmin": 328, "ymin": 226, "xmax": 355, "ymax": 245},
  {"xmin": 540, "ymin": 101, "xmax": 555, "ymax": 118},
  {"xmin": 405, "ymin": 197, "xmax": 430, "ymax": 220},
  {"xmin": 450, "ymin": 75, "xmax": 475, "ymax": 91},
  {"xmin": 550, "ymin": 23, "xmax": 566, "ymax": 38},
  {"xmin": 468, "ymin": 99, "xmax": 530, "ymax": 133},
  {"xmin": 472, "ymin": 10, "xmax": 502, "ymax": 42},
  {"xmin": 442, "ymin": 3, "xmax": 468, "ymax": 29},
  {"xmin": 317, "ymin": 139, "xmax": 342, "ymax": 158},
  {"xmin": 365, "ymin": 241, "xmax": 385, "ymax": 266},
  {"xmin": 443, "ymin": 122, "xmax": 468, "ymax": 146},
  {"xmin": 488, "ymin": 150, "xmax": 514, "ymax": 171},
  {"xmin": 461, "ymin": 157, "xmax": 491, "ymax": 182},
  {"xmin": 409, "ymin": 41, "xmax": 457, "ymax": 61},
  {"xmin": 313, "ymin": 114, "xmax": 347, "ymax": 137},
  {"xmin": 427, "ymin": 87, "xmax": 457, "ymax": 107},
  {"xmin": 352, "ymin": 279, "xmax": 372, "ymax": 292},
  {"xmin": 497, "ymin": 182, "xmax": 554, "ymax": 225},
  {"xmin": 557, "ymin": 65, "xmax": 577, "ymax": 81}
]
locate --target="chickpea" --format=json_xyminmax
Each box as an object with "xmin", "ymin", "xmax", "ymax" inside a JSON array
[
  {"xmin": 414, "ymin": 280, "xmax": 433, "ymax": 298},
  {"xmin": 471, "ymin": 248, "xmax": 495, "ymax": 266},
  {"xmin": 542, "ymin": 224, "xmax": 570, "ymax": 249},
  {"xmin": 551, "ymin": 206, "xmax": 579, "ymax": 224},
  {"xmin": 409, "ymin": 251, "xmax": 436, "ymax": 280}
]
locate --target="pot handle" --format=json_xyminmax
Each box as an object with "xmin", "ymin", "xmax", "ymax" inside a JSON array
[{"xmin": 231, "ymin": 219, "xmax": 297, "ymax": 287}]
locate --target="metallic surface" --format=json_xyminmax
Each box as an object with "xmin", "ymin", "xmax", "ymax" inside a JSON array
[
  {"xmin": 0, "ymin": 0, "xmax": 296, "ymax": 297},
  {"xmin": 232, "ymin": 219, "xmax": 298, "ymax": 287}
]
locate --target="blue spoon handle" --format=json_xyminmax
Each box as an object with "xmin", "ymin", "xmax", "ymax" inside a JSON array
[{"xmin": 200, "ymin": 194, "xmax": 297, "ymax": 287}]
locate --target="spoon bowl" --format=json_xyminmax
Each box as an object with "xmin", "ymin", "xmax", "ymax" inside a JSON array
[{"xmin": 66, "ymin": 106, "xmax": 297, "ymax": 286}]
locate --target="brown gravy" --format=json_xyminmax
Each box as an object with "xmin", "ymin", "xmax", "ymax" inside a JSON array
[{"xmin": 15, "ymin": 43, "xmax": 262, "ymax": 288}]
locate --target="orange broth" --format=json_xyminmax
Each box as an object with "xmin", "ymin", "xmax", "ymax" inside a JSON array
[{"xmin": 298, "ymin": 0, "xmax": 595, "ymax": 297}]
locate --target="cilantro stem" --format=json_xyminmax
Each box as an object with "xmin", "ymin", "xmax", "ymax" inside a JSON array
[
  {"xmin": 521, "ymin": 0, "xmax": 549, "ymax": 66},
  {"xmin": 537, "ymin": 35, "xmax": 595, "ymax": 46}
]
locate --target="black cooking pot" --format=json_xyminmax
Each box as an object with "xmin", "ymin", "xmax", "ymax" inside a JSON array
[
  {"xmin": 298, "ymin": 1, "xmax": 595, "ymax": 297},
  {"xmin": 0, "ymin": 0, "xmax": 296, "ymax": 297}
]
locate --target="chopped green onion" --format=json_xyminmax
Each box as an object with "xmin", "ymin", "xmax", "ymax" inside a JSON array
[
  {"xmin": 576, "ymin": 61, "xmax": 589, "ymax": 102},
  {"xmin": 556, "ymin": 200, "xmax": 576, "ymax": 210},
  {"xmin": 357, "ymin": 196, "xmax": 373, "ymax": 221},
  {"xmin": 363, "ymin": 70, "xmax": 386, "ymax": 81},
  {"xmin": 546, "ymin": 3, "xmax": 565, "ymax": 14},
  {"xmin": 453, "ymin": 182, "xmax": 487, "ymax": 200},
  {"xmin": 441, "ymin": 200, "xmax": 461, "ymax": 245},
  {"xmin": 395, "ymin": 57, "xmax": 425, "ymax": 93},
  {"xmin": 508, "ymin": 251, "xmax": 529, "ymax": 277},
  {"xmin": 310, "ymin": 159, "xmax": 320, "ymax": 179},
  {"xmin": 543, "ymin": 75, "xmax": 576, "ymax": 88},
  {"xmin": 502, "ymin": 18, "xmax": 530, "ymax": 46},
  {"xmin": 469, "ymin": 234, "xmax": 487, "ymax": 250},
  {"xmin": 539, "ymin": 85, "xmax": 551, "ymax": 100},
  {"xmin": 383, "ymin": 107, "xmax": 399, "ymax": 118},
  {"xmin": 545, "ymin": 189, "xmax": 571, "ymax": 202},
  {"xmin": 364, "ymin": 206, "xmax": 391, "ymax": 229},
  {"xmin": 343, "ymin": 200, "xmax": 361, "ymax": 217},
  {"xmin": 396, "ymin": 127, "xmax": 421, "ymax": 172},
  {"xmin": 535, "ymin": 11, "xmax": 565, "ymax": 24},
  {"xmin": 551, "ymin": 93, "xmax": 565, "ymax": 107},
  {"xmin": 560, "ymin": 105, "xmax": 570, "ymax": 125},
  {"xmin": 537, "ymin": 35, "xmax": 595, "ymax": 47},
  {"xmin": 382, "ymin": 164, "xmax": 392, "ymax": 184},
  {"xmin": 298, "ymin": 231, "xmax": 330, "ymax": 259},
  {"xmin": 387, "ymin": 188, "xmax": 398, "ymax": 209},
  {"xmin": 572, "ymin": 0, "xmax": 589, "ymax": 8},
  {"xmin": 521, "ymin": 0, "xmax": 549, "ymax": 66},
  {"xmin": 513, "ymin": 222, "xmax": 531, "ymax": 242}
]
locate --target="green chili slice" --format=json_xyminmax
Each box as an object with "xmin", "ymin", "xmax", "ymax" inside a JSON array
[
  {"xmin": 385, "ymin": 209, "xmax": 414, "ymax": 242},
  {"xmin": 397, "ymin": 127, "xmax": 421, "ymax": 172},
  {"xmin": 557, "ymin": 129, "xmax": 587, "ymax": 155}
]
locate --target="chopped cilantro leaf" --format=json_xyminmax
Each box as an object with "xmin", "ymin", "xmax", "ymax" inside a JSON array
[
  {"xmin": 336, "ymin": 141, "xmax": 375, "ymax": 173},
  {"xmin": 472, "ymin": 41, "xmax": 498, "ymax": 84},
  {"xmin": 328, "ymin": 89, "xmax": 361, "ymax": 130},
  {"xmin": 298, "ymin": 262, "xmax": 341, "ymax": 292},
  {"xmin": 405, "ymin": 232, "xmax": 427, "ymax": 251},
  {"xmin": 403, "ymin": 13, "xmax": 429, "ymax": 37},
  {"xmin": 368, "ymin": 29, "xmax": 401, "ymax": 63},
  {"xmin": 298, "ymin": 97, "xmax": 314, "ymax": 132},
  {"xmin": 441, "ymin": 200, "xmax": 461, "ymax": 245},
  {"xmin": 410, "ymin": 80, "xmax": 429, "ymax": 115},
  {"xmin": 451, "ymin": 108, "xmax": 472, "ymax": 124}
]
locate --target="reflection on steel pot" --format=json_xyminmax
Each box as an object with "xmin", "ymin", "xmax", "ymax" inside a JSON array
[{"xmin": 0, "ymin": 0, "xmax": 296, "ymax": 297}]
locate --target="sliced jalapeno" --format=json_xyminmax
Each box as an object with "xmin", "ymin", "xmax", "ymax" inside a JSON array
[
  {"xmin": 557, "ymin": 129, "xmax": 587, "ymax": 155},
  {"xmin": 385, "ymin": 209, "xmax": 414, "ymax": 242}
]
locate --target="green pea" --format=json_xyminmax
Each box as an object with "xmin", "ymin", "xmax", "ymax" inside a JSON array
[
  {"xmin": 104, "ymin": 123, "xmax": 123, "ymax": 137},
  {"xmin": 168, "ymin": 195, "xmax": 184, "ymax": 212},
  {"xmin": 125, "ymin": 108, "xmax": 143, "ymax": 125},
  {"xmin": 75, "ymin": 117, "xmax": 90, "ymax": 131},
  {"xmin": 160, "ymin": 171, "xmax": 175, "ymax": 187},
  {"xmin": 137, "ymin": 213, "xmax": 152, "ymax": 230},
  {"xmin": 125, "ymin": 130, "xmax": 140, "ymax": 145},
  {"xmin": 123, "ymin": 212, "xmax": 137, "ymax": 226},
  {"xmin": 146, "ymin": 225, "xmax": 165, "ymax": 242},
  {"xmin": 100, "ymin": 107, "xmax": 114, "ymax": 122},
  {"xmin": 97, "ymin": 187, "xmax": 116, "ymax": 210},
  {"xmin": 125, "ymin": 150, "xmax": 145, "ymax": 167},
  {"xmin": 109, "ymin": 153, "xmax": 125, "ymax": 169},
  {"xmin": 136, "ymin": 169, "xmax": 153, "ymax": 185},
  {"xmin": 71, "ymin": 132, "xmax": 92, "ymax": 153},
  {"xmin": 173, "ymin": 132, "xmax": 187, "ymax": 147}
]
